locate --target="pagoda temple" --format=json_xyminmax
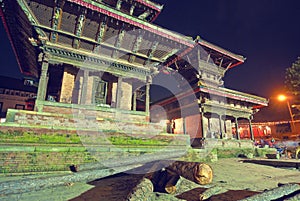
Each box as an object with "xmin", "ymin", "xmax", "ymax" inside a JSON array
[{"xmin": 0, "ymin": 0, "xmax": 267, "ymax": 142}]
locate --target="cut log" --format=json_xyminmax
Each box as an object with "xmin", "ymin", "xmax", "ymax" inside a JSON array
[
  {"xmin": 199, "ymin": 186, "xmax": 228, "ymax": 201},
  {"xmin": 166, "ymin": 161, "xmax": 213, "ymax": 185},
  {"xmin": 239, "ymin": 183, "xmax": 300, "ymax": 201},
  {"xmin": 126, "ymin": 178, "xmax": 154, "ymax": 201}
]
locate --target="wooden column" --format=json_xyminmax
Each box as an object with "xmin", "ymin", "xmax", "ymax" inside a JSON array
[
  {"xmin": 145, "ymin": 83, "xmax": 150, "ymax": 114},
  {"xmin": 200, "ymin": 112, "xmax": 205, "ymax": 138},
  {"xmin": 116, "ymin": 76, "xmax": 123, "ymax": 109},
  {"xmin": 183, "ymin": 116, "xmax": 186, "ymax": 135},
  {"xmin": 223, "ymin": 117, "xmax": 227, "ymax": 139},
  {"xmin": 235, "ymin": 118, "xmax": 240, "ymax": 140},
  {"xmin": 145, "ymin": 75, "xmax": 151, "ymax": 114},
  {"xmin": 80, "ymin": 70, "xmax": 89, "ymax": 105},
  {"xmin": 219, "ymin": 115, "xmax": 223, "ymax": 139},
  {"xmin": 133, "ymin": 90, "xmax": 137, "ymax": 111},
  {"xmin": 249, "ymin": 118, "xmax": 254, "ymax": 140},
  {"xmin": 35, "ymin": 53, "xmax": 49, "ymax": 111}
]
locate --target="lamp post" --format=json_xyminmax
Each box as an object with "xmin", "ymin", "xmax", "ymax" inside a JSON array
[{"xmin": 278, "ymin": 94, "xmax": 295, "ymax": 133}]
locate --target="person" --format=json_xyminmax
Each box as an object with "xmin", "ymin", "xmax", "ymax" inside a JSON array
[
  {"xmin": 171, "ymin": 119, "xmax": 176, "ymax": 134},
  {"xmin": 295, "ymin": 142, "xmax": 300, "ymax": 159}
]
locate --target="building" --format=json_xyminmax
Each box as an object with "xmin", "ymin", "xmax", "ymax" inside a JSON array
[
  {"xmin": 0, "ymin": 0, "xmax": 267, "ymax": 142},
  {"xmin": 0, "ymin": 76, "xmax": 37, "ymax": 118}
]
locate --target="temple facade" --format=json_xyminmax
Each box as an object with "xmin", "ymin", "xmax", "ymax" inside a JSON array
[{"xmin": 0, "ymin": 0, "xmax": 267, "ymax": 141}]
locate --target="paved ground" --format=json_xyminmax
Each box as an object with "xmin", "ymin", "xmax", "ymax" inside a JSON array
[{"xmin": 0, "ymin": 158, "xmax": 300, "ymax": 201}]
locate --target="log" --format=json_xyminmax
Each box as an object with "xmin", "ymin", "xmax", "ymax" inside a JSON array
[
  {"xmin": 239, "ymin": 183, "xmax": 300, "ymax": 201},
  {"xmin": 166, "ymin": 161, "xmax": 213, "ymax": 185},
  {"xmin": 199, "ymin": 186, "xmax": 228, "ymax": 201},
  {"xmin": 126, "ymin": 178, "xmax": 154, "ymax": 201},
  {"xmin": 0, "ymin": 164, "xmax": 140, "ymax": 196}
]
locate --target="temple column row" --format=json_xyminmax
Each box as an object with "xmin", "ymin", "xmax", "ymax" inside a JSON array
[
  {"xmin": 35, "ymin": 63, "xmax": 150, "ymax": 113},
  {"xmin": 200, "ymin": 113, "xmax": 254, "ymax": 140}
]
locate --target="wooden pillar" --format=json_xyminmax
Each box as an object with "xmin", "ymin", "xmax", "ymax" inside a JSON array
[
  {"xmin": 145, "ymin": 83, "xmax": 150, "ymax": 114},
  {"xmin": 249, "ymin": 118, "xmax": 254, "ymax": 140},
  {"xmin": 116, "ymin": 76, "xmax": 123, "ymax": 109},
  {"xmin": 219, "ymin": 115, "xmax": 223, "ymax": 139},
  {"xmin": 145, "ymin": 75, "xmax": 151, "ymax": 114},
  {"xmin": 235, "ymin": 118, "xmax": 240, "ymax": 140},
  {"xmin": 35, "ymin": 53, "xmax": 49, "ymax": 111},
  {"xmin": 200, "ymin": 112, "xmax": 205, "ymax": 138},
  {"xmin": 133, "ymin": 90, "xmax": 137, "ymax": 111},
  {"xmin": 183, "ymin": 116, "xmax": 186, "ymax": 135},
  {"xmin": 80, "ymin": 70, "xmax": 89, "ymax": 104},
  {"xmin": 223, "ymin": 117, "xmax": 227, "ymax": 139}
]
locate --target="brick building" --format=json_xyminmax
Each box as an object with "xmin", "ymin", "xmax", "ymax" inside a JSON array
[{"xmin": 0, "ymin": 0, "xmax": 267, "ymax": 142}]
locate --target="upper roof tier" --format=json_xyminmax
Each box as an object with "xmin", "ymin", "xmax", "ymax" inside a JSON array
[
  {"xmin": 71, "ymin": 0, "xmax": 164, "ymax": 22},
  {"xmin": 0, "ymin": 0, "xmax": 245, "ymax": 79}
]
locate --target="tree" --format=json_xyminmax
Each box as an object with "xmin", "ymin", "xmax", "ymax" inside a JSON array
[
  {"xmin": 285, "ymin": 57, "xmax": 300, "ymax": 96},
  {"xmin": 285, "ymin": 57, "xmax": 300, "ymax": 118}
]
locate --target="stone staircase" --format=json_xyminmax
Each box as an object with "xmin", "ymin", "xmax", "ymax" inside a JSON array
[{"xmin": 0, "ymin": 108, "xmax": 190, "ymax": 173}]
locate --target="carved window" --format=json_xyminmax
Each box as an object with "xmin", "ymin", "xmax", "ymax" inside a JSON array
[
  {"xmin": 93, "ymin": 78, "xmax": 108, "ymax": 105},
  {"xmin": 15, "ymin": 104, "xmax": 25, "ymax": 110}
]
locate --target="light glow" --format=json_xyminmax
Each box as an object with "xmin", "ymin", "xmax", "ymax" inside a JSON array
[{"xmin": 277, "ymin": 94, "xmax": 287, "ymax": 102}]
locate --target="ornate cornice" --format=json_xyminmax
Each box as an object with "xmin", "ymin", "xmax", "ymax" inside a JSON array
[{"xmin": 44, "ymin": 45, "xmax": 151, "ymax": 79}]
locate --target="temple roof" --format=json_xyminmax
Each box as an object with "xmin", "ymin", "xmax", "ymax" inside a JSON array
[
  {"xmin": 198, "ymin": 85, "xmax": 268, "ymax": 107},
  {"xmin": 1, "ymin": 0, "xmax": 245, "ymax": 80}
]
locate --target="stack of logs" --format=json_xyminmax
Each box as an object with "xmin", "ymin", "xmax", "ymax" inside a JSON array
[
  {"xmin": 149, "ymin": 161, "xmax": 213, "ymax": 194},
  {"xmin": 126, "ymin": 161, "xmax": 214, "ymax": 200}
]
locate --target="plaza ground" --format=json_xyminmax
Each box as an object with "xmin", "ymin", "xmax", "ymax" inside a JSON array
[{"xmin": 1, "ymin": 158, "xmax": 299, "ymax": 201}]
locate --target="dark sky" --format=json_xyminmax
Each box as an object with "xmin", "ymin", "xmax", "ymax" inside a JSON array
[
  {"xmin": 1, "ymin": 0, "xmax": 300, "ymax": 99},
  {"xmin": 153, "ymin": 0, "xmax": 300, "ymax": 98}
]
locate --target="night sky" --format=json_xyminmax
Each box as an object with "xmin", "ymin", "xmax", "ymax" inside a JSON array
[{"xmin": 1, "ymin": 0, "xmax": 300, "ymax": 99}]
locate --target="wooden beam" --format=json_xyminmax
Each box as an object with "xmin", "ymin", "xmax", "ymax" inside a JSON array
[
  {"xmin": 138, "ymin": 10, "xmax": 150, "ymax": 20},
  {"xmin": 174, "ymin": 60, "xmax": 179, "ymax": 70},
  {"xmin": 129, "ymin": 33, "xmax": 143, "ymax": 63},
  {"xmin": 112, "ymin": 26, "xmax": 126, "ymax": 59},
  {"xmin": 50, "ymin": 0, "xmax": 65, "ymax": 43},
  {"xmin": 222, "ymin": 62, "xmax": 232, "ymax": 77},
  {"xmin": 197, "ymin": 47, "xmax": 201, "ymax": 70},
  {"xmin": 116, "ymin": 0, "xmax": 122, "ymax": 10},
  {"xmin": 130, "ymin": 4, "xmax": 135, "ymax": 15},
  {"xmin": 206, "ymin": 53, "xmax": 211, "ymax": 63},
  {"xmin": 218, "ymin": 58, "xmax": 223, "ymax": 68},
  {"xmin": 186, "ymin": 55, "xmax": 191, "ymax": 64},
  {"xmin": 94, "ymin": 16, "xmax": 107, "ymax": 51},
  {"xmin": 73, "ymin": 9, "xmax": 87, "ymax": 49},
  {"xmin": 145, "ymin": 41, "xmax": 159, "ymax": 65}
]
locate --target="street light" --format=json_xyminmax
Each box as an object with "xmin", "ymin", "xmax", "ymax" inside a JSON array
[{"xmin": 277, "ymin": 94, "xmax": 295, "ymax": 132}]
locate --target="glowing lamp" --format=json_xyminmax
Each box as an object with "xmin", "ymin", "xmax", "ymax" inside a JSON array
[{"xmin": 278, "ymin": 94, "xmax": 287, "ymax": 102}]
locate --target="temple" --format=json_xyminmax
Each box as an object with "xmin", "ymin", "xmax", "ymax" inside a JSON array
[{"xmin": 0, "ymin": 0, "xmax": 267, "ymax": 142}]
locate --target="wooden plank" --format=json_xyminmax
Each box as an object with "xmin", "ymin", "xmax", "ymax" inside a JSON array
[{"xmin": 243, "ymin": 159, "xmax": 300, "ymax": 169}]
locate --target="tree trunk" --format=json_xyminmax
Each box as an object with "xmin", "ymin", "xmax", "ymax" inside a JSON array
[
  {"xmin": 239, "ymin": 184, "xmax": 300, "ymax": 201},
  {"xmin": 126, "ymin": 178, "xmax": 154, "ymax": 201},
  {"xmin": 199, "ymin": 186, "xmax": 228, "ymax": 200},
  {"xmin": 166, "ymin": 161, "xmax": 213, "ymax": 185}
]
